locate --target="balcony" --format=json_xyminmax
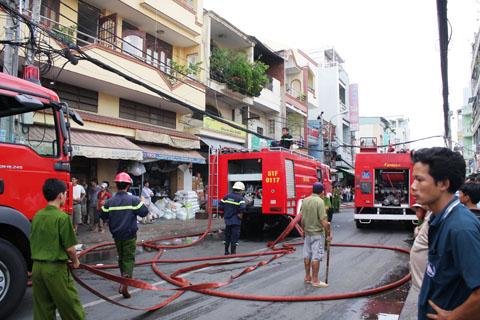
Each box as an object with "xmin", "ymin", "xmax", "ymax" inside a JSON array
[
  {"xmin": 463, "ymin": 103, "xmax": 473, "ymax": 115},
  {"xmin": 286, "ymin": 85, "xmax": 306, "ymax": 103},
  {"xmin": 253, "ymin": 78, "xmax": 282, "ymax": 113},
  {"xmin": 463, "ymin": 126, "xmax": 474, "ymax": 137}
]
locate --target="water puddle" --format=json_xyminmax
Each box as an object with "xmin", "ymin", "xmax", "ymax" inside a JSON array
[
  {"xmin": 79, "ymin": 245, "xmax": 146, "ymax": 265},
  {"xmin": 360, "ymin": 265, "xmax": 410, "ymax": 319}
]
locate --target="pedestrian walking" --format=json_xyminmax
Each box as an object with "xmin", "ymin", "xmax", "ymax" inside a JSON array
[
  {"xmin": 218, "ymin": 181, "xmax": 246, "ymax": 255},
  {"xmin": 87, "ymin": 178, "xmax": 101, "ymax": 231},
  {"xmin": 95, "ymin": 183, "xmax": 112, "ymax": 233},
  {"xmin": 100, "ymin": 172, "xmax": 148, "ymax": 298},
  {"xmin": 301, "ymin": 182, "xmax": 332, "ymax": 287},
  {"xmin": 141, "ymin": 181, "xmax": 154, "ymax": 224},
  {"xmin": 30, "ymin": 178, "xmax": 85, "ymax": 319},
  {"xmin": 71, "ymin": 176, "xmax": 85, "ymax": 234},
  {"xmin": 411, "ymin": 147, "xmax": 480, "ymax": 319},
  {"xmin": 80, "ymin": 178, "xmax": 88, "ymax": 225}
]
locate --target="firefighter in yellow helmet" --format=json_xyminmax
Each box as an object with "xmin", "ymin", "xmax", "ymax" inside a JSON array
[{"xmin": 219, "ymin": 181, "xmax": 246, "ymax": 255}]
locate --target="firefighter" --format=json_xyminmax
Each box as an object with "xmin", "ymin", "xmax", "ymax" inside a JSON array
[
  {"xmin": 219, "ymin": 181, "xmax": 246, "ymax": 255},
  {"xmin": 30, "ymin": 178, "xmax": 85, "ymax": 319},
  {"xmin": 100, "ymin": 172, "xmax": 148, "ymax": 298},
  {"xmin": 280, "ymin": 127, "xmax": 294, "ymax": 150}
]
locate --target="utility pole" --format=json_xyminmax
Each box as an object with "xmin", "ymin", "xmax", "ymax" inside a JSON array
[
  {"xmin": 25, "ymin": 0, "xmax": 41, "ymax": 66},
  {"xmin": 1, "ymin": 0, "xmax": 19, "ymax": 143}
]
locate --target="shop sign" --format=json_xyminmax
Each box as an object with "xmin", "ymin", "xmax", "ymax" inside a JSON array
[
  {"xmin": 252, "ymin": 135, "xmax": 272, "ymax": 148},
  {"xmin": 72, "ymin": 145, "xmax": 143, "ymax": 161},
  {"xmin": 203, "ymin": 116, "xmax": 246, "ymax": 138}
]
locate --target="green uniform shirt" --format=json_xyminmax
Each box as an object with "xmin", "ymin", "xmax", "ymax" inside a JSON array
[
  {"xmin": 31, "ymin": 205, "xmax": 78, "ymax": 261},
  {"xmin": 301, "ymin": 194, "xmax": 327, "ymax": 236},
  {"xmin": 322, "ymin": 196, "xmax": 332, "ymax": 209}
]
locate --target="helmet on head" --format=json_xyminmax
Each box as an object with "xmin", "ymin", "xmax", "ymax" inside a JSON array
[
  {"xmin": 114, "ymin": 172, "xmax": 132, "ymax": 184},
  {"xmin": 312, "ymin": 182, "xmax": 325, "ymax": 194},
  {"xmin": 232, "ymin": 181, "xmax": 245, "ymax": 191}
]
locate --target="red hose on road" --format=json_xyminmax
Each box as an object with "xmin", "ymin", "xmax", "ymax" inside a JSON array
[{"xmin": 70, "ymin": 212, "xmax": 411, "ymax": 310}]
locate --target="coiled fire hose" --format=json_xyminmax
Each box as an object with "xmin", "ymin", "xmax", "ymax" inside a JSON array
[{"xmin": 61, "ymin": 212, "xmax": 411, "ymax": 311}]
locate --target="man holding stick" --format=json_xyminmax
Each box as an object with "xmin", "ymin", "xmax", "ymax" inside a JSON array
[{"xmin": 301, "ymin": 182, "xmax": 332, "ymax": 287}]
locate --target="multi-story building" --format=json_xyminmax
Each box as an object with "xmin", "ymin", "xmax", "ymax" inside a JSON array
[
  {"xmin": 471, "ymin": 25, "xmax": 480, "ymax": 169},
  {"xmin": 457, "ymin": 88, "xmax": 475, "ymax": 173},
  {"xmin": 355, "ymin": 117, "xmax": 392, "ymax": 153},
  {"xmin": 1, "ymin": 0, "xmax": 207, "ymax": 195},
  {"xmin": 384, "ymin": 115, "xmax": 410, "ymax": 151},
  {"xmin": 306, "ymin": 47, "xmax": 354, "ymax": 168}
]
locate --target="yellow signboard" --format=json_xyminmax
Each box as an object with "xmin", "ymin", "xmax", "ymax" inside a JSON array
[{"xmin": 203, "ymin": 116, "xmax": 247, "ymax": 138}]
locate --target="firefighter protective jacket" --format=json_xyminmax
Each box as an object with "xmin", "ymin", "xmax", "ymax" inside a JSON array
[
  {"xmin": 219, "ymin": 192, "xmax": 246, "ymax": 225},
  {"xmin": 280, "ymin": 133, "xmax": 293, "ymax": 149},
  {"xmin": 101, "ymin": 191, "xmax": 148, "ymax": 240}
]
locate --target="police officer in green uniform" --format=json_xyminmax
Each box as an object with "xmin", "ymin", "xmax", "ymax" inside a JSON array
[
  {"xmin": 30, "ymin": 178, "xmax": 85, "ymax": 320},
  {"xmin": 101, "ymin": 172, "xmax": 148, "ymax": 298},
  {"xmin": 333, "ymin": 186, "xmax": 341, "ymax": 213}
]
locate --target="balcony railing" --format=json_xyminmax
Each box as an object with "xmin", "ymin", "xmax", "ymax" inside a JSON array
[{"xmin": 286, "ymin": 86, "xmax": 306, "ymax": 102}]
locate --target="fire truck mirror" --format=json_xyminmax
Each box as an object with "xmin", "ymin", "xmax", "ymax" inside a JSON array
[{"xmin": 361, "ymin": 182, "xmax": 372, "ymax": 194}]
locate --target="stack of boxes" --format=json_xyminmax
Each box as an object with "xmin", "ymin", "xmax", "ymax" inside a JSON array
[{"xmin": 192, "ymin": 174, "xmax": 205, "ymax": 202}]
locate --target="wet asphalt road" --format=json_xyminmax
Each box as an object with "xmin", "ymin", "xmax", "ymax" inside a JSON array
[{"xmin": 11, "ymin": 208, "xmax": 413, "ymax": 320}]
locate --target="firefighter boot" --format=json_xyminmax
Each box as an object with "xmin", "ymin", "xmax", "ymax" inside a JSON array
[
  {"xmin": 231, "ymin": 243, "xmax": 237, "ymax": 255},
  {"xmin": 224, "ymin": 242, "xmax": 230, "ymax": 255}
]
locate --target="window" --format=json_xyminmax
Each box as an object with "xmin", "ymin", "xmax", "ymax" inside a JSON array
[
  {"xmin": 122, "ymin": 30, "xmax": 145, "ymax": 59},
  {"xmin": 77, "ymin": 0, "xmax": 100, "ymax": 46},
  {"xmin": 40, "ymin": 0, "xmax": 59, "ymax": 27},
  {"xmin": 119, "ymin": 99, "xmax": 176, "ymax": 128},
  {"xmin": 257, "ymin": 126, "xmax": 263, "ymax": 135},
  {"xmin": 99, "ymin": 14, "xmax": 117, "ymax": 49},
  {"xmin": 145, "ymin": 34, "xmax": 172, "ymax": 71},
  {"xmin": 268, "ymin": 119, "xmax": 275, "ymax": 135},
  {"xmin": 50, "ymin": 81, "xmax": 98, "ymax": 113},
  {"xmin": 0, "ymin": 103, "xmax": 59, "ymax": 157},
  {"xmin": 232, "ymin": 109, "xmax": 235, "ymax": 122},
  {"xmin": 187, "ymin": 53, "xmax": 198, "ymax": 77},
  {"xmin": 339, "ymin": 85, "xmax": 346, "ymax": 105}
]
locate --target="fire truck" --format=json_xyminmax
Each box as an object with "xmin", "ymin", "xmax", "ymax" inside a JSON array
[
  {"xmin": 207, "ymin": 147, "xmax": 332, "ymax": 233},
  {"xmin": 0, "ymin": 72, "xmax": 82, "ymax": 317},
  {"xmin": 354, "ymin": 137, "xmax": 417, "ymax": 228}
]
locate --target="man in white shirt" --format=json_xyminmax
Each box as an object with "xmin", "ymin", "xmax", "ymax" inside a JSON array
[
  {"xmin": 141, "ymin": 181, "xmax": 154, "ymax": 224},
  {"xmin": 71, "ymin": 176, "xmax": 86, "ymax": 233}
]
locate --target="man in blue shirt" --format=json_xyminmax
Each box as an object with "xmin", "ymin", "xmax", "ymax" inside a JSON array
[
  {"xmin": 411, "ymin": 147, "xmax": 480, "ymax": 319},
  {"xmin": 219, "ymin": 181, "xmax": 246, "ymax": 255}
]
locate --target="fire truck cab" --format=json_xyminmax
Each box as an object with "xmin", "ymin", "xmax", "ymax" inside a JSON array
[
  {"xmin": 208, "ymin": 147, "xmax": 331, "ymax": 233},
  {"xmin": 0, "ymin": 72, "xmax": 82, "ymax": 317},
  {"xmin": 354, "ymin": 138, "xmax": 417, "ymax": 228}
]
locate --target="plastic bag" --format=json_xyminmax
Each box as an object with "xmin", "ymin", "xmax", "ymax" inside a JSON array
[
  {"xmin": 176, "ymin": 208, "xmax": 187, "ymax": 220},
  {"xmin": 129, "ymin": 161, "xmax": 146, "ymax": 176}
]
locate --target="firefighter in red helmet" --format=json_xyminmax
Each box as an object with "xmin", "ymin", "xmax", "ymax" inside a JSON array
[{"xmin": 100, "ymin": 172, "xmax": 148, "ymax": 298}]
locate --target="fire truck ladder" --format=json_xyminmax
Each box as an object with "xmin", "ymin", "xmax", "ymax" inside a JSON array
[{"xmin": 207, "ymin": 146, "xmax": 220, "ymax": 218}]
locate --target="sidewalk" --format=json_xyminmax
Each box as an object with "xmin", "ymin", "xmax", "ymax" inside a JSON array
[
  {"xmin": 399, "ymin": 286, "xmax": 418, "ymax": 320},
  {"xmin": 75, "ymin": 217, "xmax": 226, "ymax": 247}
]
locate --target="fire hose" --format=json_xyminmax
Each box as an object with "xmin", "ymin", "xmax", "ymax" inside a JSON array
[{"xmin": 61, "ymin": 212, "xmax": 411, "ymax": 311}]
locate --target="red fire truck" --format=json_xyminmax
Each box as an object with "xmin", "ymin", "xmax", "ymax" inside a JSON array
[
  {"xmin": 0, "ymin": 72, "xmax": 82, "ymax": 317},
  {"xmin": 354, "ymin": 138, "xmax": 417, "ymax": 228},
  {"xmin": 207, "ymin": 147, "xmax": 331, "ymax": 233}
]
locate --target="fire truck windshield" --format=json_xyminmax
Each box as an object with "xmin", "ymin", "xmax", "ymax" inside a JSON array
[{"xmin": 0, "ymin": 94, "xmax": 60, "ymax": 157}]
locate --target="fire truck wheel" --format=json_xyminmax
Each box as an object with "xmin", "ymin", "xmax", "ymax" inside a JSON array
[
  {"xmin": 0, "ymin": 239, "xmax": 28, "ymax": 319},
  {"xmin": 355, "ymin": 220, "xmax": 366, "ymax": 229}
]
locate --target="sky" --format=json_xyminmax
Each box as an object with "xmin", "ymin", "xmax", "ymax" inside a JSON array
[{"xmin": 203, "ymin": 0, "xmax": 480, "ymax": 149}]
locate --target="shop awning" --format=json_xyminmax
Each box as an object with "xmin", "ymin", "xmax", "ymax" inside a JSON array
[
  {"xmin": 337, "ymin": 167, "xmax": 355, "ymax": 176},
  {"xmin": 71, "ymin": 131, "xmax": 143, "ymax": 161},
  {"xmin": 199, "ymin": 136, "xmax": 245, "ymax": 150},
  {"xmin": 139, "ymin": 144, "xmax": 206, "ymax": 164}
]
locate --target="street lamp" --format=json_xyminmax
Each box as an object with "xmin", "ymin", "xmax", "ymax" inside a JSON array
[{"xmin": 327, "ymin": 110, "xmax": 349, "ymax": 166}]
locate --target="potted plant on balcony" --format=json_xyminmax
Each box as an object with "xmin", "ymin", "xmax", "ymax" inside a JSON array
[{"xmin": 210, "ymin": 47, "xmax": 269, "ymax": 97}]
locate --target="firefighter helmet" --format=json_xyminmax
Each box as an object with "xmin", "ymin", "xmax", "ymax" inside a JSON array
[
  {"xmin": 114, "ymin": 172, "xmax": 132, "ymax": 184},
  {"xmin": 232, "ymin": 181, "xmax": 245, "ymax": 191}
]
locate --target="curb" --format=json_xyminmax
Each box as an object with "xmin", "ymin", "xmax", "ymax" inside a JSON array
[{"xmin": 399, "ymin": 286, "xmax": 418, "ymax": 320}]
